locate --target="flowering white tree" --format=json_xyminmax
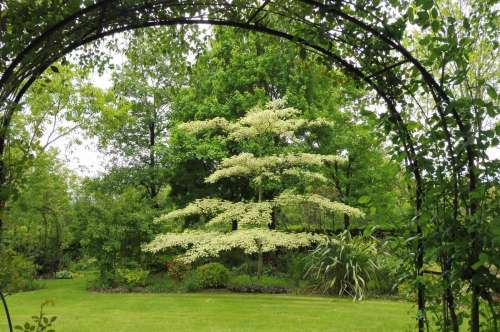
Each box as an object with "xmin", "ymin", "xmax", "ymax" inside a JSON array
[{"xmin": 144, "ymin": 100, "xmax": 364, "ymax": 276}]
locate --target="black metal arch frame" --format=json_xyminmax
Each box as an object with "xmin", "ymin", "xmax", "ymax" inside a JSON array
[{"xmin": 0, "ymin": 1, "xmax": 483, "ymax": 331}]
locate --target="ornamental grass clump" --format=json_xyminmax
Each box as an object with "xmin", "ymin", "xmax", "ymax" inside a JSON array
[{"xmin": 305, "ymin": 231, "xmax": 378, "ymax": 300}]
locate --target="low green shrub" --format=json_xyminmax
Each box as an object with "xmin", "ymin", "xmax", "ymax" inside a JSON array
[
  {"xmin": 181, "ymin": 272, "xmax": 203, "ymax": 292},
  {"xmin": 368, "ymin": 265, "xmax": 399, "ymax": 296},
  {"xmin": 55, "ymin": 270, "xmax": 73, "ymax": 279},
  {"xmin": 166, "ymin": 259, "xmax": 190, "ymax": 281},
  {"xmin": 284, "ymin": 252, "xmax": 308, "ymax": 285},
  {"xmin": 116, "ymin": 268, "xmax": 149, "ymax": 289},
  {"xmin": 146, "ymin": 273, "xmax": 178, "ymax": 292},
  {"xmin": 0, "ymin": 248, "xmax": 38, "ymax": 292},
  {"xmin": 227, "ymin": 275, "xmax": 292, "ymax": 293},
  {"xmin": 180, "ymin": 263, "xmax": 230, "ymax": 292},
  {"xmin": 195, "ymin": 263, "xmax": 230, "ymax": 289}
]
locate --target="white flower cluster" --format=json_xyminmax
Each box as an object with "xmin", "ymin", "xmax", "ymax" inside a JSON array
[
  {"xmin": 228, "ymin": 106, "xmax": 303, "ymax": 141},
  {"xmin": 274, "ymin": 192, "xmax": 366, "ymax": 219},
  {"xmin": 282, "ymin": 168, "xmax": 329, "ymax": 183},
  {"xmin": 209, "ymin": 201, "xmax": 273, "ymax": 226},
  {"xmin": 154, "ymin": 198, "xmax": 232, "ymax": 223},
  {"xmin": 206, "ymin": 153, "xmax": 345, "ymax": 183},
  {"xmin": 155, "ymin": 198, "xmax": 273, "ymax": 227},
  {"xmin": 143, "ymin": 229, "xmax": 326, "ymax": 264},
  {"xmin": 176, "ymin": 99, "xmax": 334, "ymax": 141},
  {"xmin": 177, "ymin": 117, "xmax": 232, "ymax": 134},
  {"xmin": 155, "ymin": 193, "xmax": 364, "ymax": 229}
]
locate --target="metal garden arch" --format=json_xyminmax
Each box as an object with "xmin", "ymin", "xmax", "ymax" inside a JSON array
[{"xmin": 0, "ymin": 1, "xmax": 485, "ymax": 331}]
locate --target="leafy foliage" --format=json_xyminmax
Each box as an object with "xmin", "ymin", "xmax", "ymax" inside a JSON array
[
  {"xmin": 0, "ymin": 248, "xmax": 37, "ymax": 292},
  {"xmin": 145, "ymin": 229, "xmax": 324, "ymax": 265},
  {"xmin": 227, "ymin": 275, "xmax": 293, "ymax": 294},
  {"xmin": 116, "ymin": 268, "xmax": 150, "ymax": 289},
  {"xmin": 73, "ymin": 183, "xmax": 157, "ymax": 286},
  {"xmin": 193, "ymin": 263, "xmax": 230, "ymax": 289},
  {"xmin": 5, "ymin": 153, "xmax": 74, "ymax": 275},
  {"xmin": 15, "ymin": 300, "xmax": 57, "ymax": 332},
  {"xmin": 86, "ymin": 27, "xmax": 200, "ymax": 201}
]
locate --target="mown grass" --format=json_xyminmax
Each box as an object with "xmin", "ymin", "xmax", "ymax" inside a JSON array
[{"xmin": 1, "ymin": 277, "xmax": 415, "ymax": 331}]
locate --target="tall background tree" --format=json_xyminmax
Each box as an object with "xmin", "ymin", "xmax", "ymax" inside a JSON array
[
  {"xmin": 87, "ymin": 26, "xmax": 202, "ymax": 204},
  {"xmin": 165, "ymin": 27, "xmax": 406, "ymax": 229}
]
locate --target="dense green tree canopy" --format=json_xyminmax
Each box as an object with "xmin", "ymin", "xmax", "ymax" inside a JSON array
[{"xmin": 0, "ymin": 1, "xmax": 497, "ymax": 331}]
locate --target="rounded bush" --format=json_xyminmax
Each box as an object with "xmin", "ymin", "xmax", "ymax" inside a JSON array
[
  {"xmin": 116, "ymin": 268, "xmax": 150, "ymax": 289},
  {"xmin": 182, "ymin": 273, "xmax": 203, "ymax": 292},
  {"xmin": 195, "ymin": 263, "xmax": 230, "ymax": 289}
]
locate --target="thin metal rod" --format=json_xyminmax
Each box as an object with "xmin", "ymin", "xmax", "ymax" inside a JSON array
[{"xmin": 0, "ymin": 290, "xmax": 13, "ymax": 332}]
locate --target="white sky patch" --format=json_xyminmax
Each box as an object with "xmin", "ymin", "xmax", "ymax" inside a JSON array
[
  {"xmin": 49, "ymin": 28, "xmax": 210, "ymax": 177},
  {"xmin": 47, "ymin": 34, "xmax": 129, "ymax": 177},
  {"xmin": 51, "ymin": 130, "xmax": 106, "ymax": 177},
  {"xmin": 90, "ymin": 70, "xmax": 114, "ymax": 90},
  {"xmin": 487, "ymin": 146, "xmax": 500, "ymax": 160}
]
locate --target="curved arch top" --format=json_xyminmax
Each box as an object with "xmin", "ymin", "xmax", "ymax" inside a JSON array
[
  {"xmin": 0, "ymin": 0, "xmax": 452, "ymax": 181},
  {"xmin": 0, "ymin": 1, "xmax": 446, "ymax": 107}
]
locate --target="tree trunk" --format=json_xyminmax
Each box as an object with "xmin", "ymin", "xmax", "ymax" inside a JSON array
[
  {"xmin": 414, "ymin": 179, "xmax": 426, "ymax": 332},
  {"xmin": 416, "ymin": 224, "xmax": 426, "ymax": 332},
  {"xmin": 469, "ymin": 174, "xmax": 481, "ymax": 332},
  {"xmin": 41, "ymin": 212, "xmax": 50, "ymax": 273},
  {"xmin": 55, "ymin": 218, "xmax": 63, "ymax": 272},
  {"xmin": 442, "ymin": 293, "xmax": 449, "ymax": 332},
  {"xmin": 446, "ymin": 287, "xmax": 459, "ymax": 332},
  {"xmin": 42, "ymin": 213, "xmax": 48, "ymax": 254},
  {"xmin": 343, "ymin": 157, "xmax": 352, "ymax": 230},
  {"xmin": 0, "ymin": 202, "xmax": 4, "ymax": 250},
  {"xmin": 0, "ymin": 290, "xmax": 13, "ymax": 332},
  {"xmin": 0, "ymin": 160, "xmax": 6, "ymax": 249},
  {"xmin": 471, "ymin": 286, "xmax": 480, "ymax": 332},
  {"xmin": 256, "ymin": 240, "xmax": 263, "ymax": 279},
  {"xmin": 258, "ymin": 183, "xmax": 262, "ymax": 203},
  {"xmin": 441, "ymin": 259, "xmax": 459, "ymax": 332},
  {"xmin": 269, "ymin": 207, "xmax": 277, "ymax": 230},
  {"xmin": 148, "ymin": 119, "xmax": 158, "ymax": 202},
  {"xmin": 343, "ymin": 214, "xmax": 350, "ymax": 230},
  {"xmin": 442, "ymin": 242, "xmax": 459, "ymax": 332}
]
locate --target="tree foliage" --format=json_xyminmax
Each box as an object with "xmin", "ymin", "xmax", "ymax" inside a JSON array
[
  {"xmin": 146, "ymin": 100, "xmax": 364, "ymax": 274},
  {"xmin": 0, "ymin": 1, "xmax": 497, "ymax": 330}
]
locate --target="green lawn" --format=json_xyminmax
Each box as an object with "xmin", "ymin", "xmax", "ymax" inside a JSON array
[{"xmin": 1, "ymin": 278, "xmax": 415, "ymax": 331}]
